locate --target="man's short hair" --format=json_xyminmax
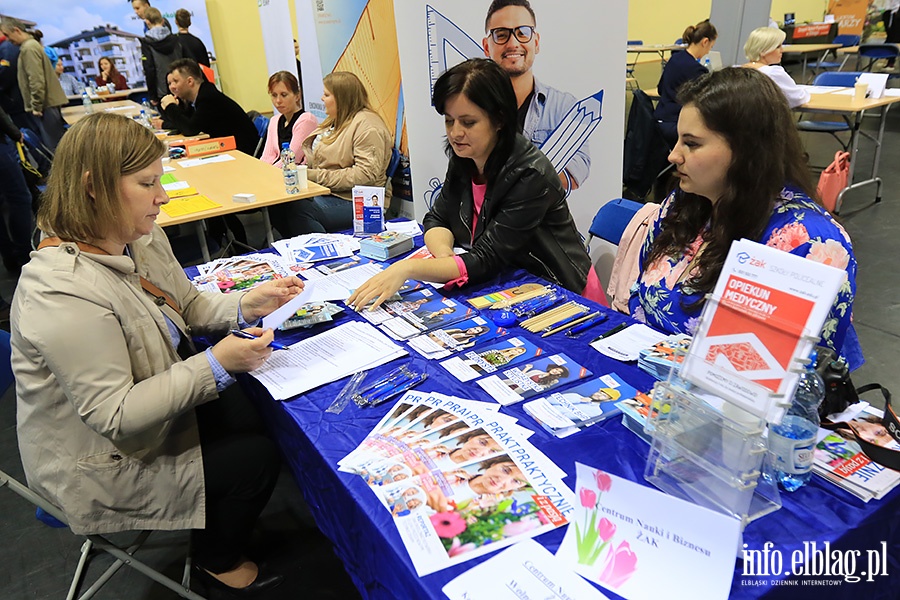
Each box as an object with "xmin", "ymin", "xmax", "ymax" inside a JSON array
[
  {"xmin": 131, "ymin": 0, "xmax": 151, "ymax": 6},
  {"xmin": 144, "ymin": 7, "xmax": 164, "ymax": 26},
  {"xmin": 168, "ymin": 58, "xmax": 203, "ymax": 81},
  {"xmin": 175, "ymin": 8, "xmax": 192, "ymax": 29},
  {"xmin": 484, "ymin": 0, "xmax": 536, "ymax": 32}
]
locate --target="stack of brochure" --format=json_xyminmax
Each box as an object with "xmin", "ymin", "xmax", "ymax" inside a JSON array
[
  {"xmin": 476, "ymin": 353, "xmax": 592, "ymax": 406},
  {"xmin": 812, "ymin": 407, "xmax": 900, "ymax": 502},
  {"xmin": 359, "ymin": 288, "xmax": 476, "ymax": 340},
  {"xmin": 338, "ymin": 391, "xmax": 573, "ymax": 576},
  {"xmin": 407, "ymin": 316, "xmax": 507, "ymax": 360},
  {"xmin": 190, "ymin": 253, "xmax": 294, "ymax": 294},
  {"xmin": 523, "ymin": 373, "xmax": 637, "ymax": 438},
  {"xmin": 637, "ymin": 333, "xmax": 691, "ymax": 381},
  {"xmin": 271, "ymin": 233, "xmax": 360, "ymax": 265}
]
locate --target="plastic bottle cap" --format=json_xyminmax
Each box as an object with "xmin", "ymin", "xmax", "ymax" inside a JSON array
[{"xmin": 281, "ymin": 142, "xmax": 290, "ymax": 149}]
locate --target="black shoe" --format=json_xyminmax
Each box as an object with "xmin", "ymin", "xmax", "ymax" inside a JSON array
[{"xmin": 193, "ymin": 563, "xmax": 284, "ymax": 597}]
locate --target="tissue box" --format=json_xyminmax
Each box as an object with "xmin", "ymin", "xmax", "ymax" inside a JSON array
[{"xmin": 358, "ymin": 231, "xmax": 414, "ymax": 261}]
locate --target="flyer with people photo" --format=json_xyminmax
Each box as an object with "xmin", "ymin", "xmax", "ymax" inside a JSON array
[
  {"xmin": 476, "ymin": 353, "xmax": 592, "ymax": 406},
  {"xmin": 441, "ymin": 337, "xmax": 544, "ymax": 382},
  {"xmin": 339, "ymin": 392, "xmax": 573, "ymax": 576},
  {"xmin": 524, "ymin": 373, "xmax": 637, "ymax": 437}
]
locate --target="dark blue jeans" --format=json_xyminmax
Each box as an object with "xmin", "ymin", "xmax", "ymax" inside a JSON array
[
  {"xmin": 0, "ymin": 138, "xmax": 35, "ymax": 268},
  {"xmin": 268, "ymin": 194, "xmax": 353, "ymax": 237}
]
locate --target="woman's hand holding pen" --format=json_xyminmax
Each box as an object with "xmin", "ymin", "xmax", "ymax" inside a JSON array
[
  {"xmin": 240, "ymin": 276, "xmax": 305, "ymax": 322},
  {"xmin": 211, "ymin": 327, "xmax": 274, "ymax": 373}
]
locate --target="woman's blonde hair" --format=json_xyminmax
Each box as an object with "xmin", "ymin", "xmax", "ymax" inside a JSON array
[
  {"xmin": 38, "ymin": 113, "xmax": 165, "ymax": 242},
  {"xmin": 319, "ymin": 71, "xmax": 379, "ymax": 144},
  {"xmin": 744, "ymin": 27, "xmax": 786, "ymax": 62}
]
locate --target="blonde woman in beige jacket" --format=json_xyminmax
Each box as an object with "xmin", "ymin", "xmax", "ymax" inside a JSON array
[
  {"xmin": 11, "ymin": 114, "xmax": 304, "ymax": 595},
  {"xmin": 270, "ymin": 71, "xmax": 393, "ymax": 237}
]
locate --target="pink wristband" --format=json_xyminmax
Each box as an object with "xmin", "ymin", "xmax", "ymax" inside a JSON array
[{"xmin": 442, "ymin": 255, "xmax": 469, "ymax": 290}]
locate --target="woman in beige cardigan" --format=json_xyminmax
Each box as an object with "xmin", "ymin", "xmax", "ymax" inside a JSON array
[
  {"xmin": 270, "ymin": 71, "xmax": 393, "ymax": 236},
  {"xmin": 11, "ymin": 114, "xmax": 304, "ymax": 595}
]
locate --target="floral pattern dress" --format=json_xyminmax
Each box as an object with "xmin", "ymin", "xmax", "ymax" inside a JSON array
[{"xmin": 629, "ymin": 187, "xmax": 857, "ymax": 358}]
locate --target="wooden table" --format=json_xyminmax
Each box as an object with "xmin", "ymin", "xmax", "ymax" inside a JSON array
[
  {"xmin": 61, "ymin": 99, "xmax": 145, "ymax": 125},
  {"xmin": 158, "ymin": 150, "xmax": 330, "ymax": 261},
  {"xmin": 782, "ymin": 43, "xmax": 841, "ymax": 81},
  {"xmin": 65, "ymin": 86, "xmax": 149, "ymax": 103},
  {"xmin": 798, "ymin": 89, "xmax": 900, "ymax": 212}
]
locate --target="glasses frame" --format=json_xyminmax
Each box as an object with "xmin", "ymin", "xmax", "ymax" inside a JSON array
[{"xmin": 488, "ymin": 25, "xmax": 535, "ymax": 45}]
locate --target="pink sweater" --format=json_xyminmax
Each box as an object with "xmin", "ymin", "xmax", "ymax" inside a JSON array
[{"xmin": 260, "ymin": 111, "xmax": 319, "ymax": 167}]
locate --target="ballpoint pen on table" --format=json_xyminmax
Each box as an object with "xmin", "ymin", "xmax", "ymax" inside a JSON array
[
  {"xmin": 589, "ymin": 323, "xmax": 628, "ymax": 344},
  {"xmin": 229, "ymin": 329, "xmax": 289, "ymax": 350},
  {"xmin": 565, "ymin": 313, "xmax": 609, "ymax": 337},
  {"xmin": 541, "ymin": 311, "xmax": 600, "ymax": 338}
]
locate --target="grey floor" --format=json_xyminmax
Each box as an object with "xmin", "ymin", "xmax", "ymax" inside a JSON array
[{"xmin": 2, "ymin": 61, "xmax": 899, "ymax": 598}]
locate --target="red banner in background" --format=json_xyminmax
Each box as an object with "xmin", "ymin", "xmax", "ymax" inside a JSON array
[{"xmin": 793, "ymin": 23, "xmax": 835, "ymax": 39}]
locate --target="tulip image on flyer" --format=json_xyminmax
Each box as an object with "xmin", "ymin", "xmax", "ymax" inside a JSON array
[{"xmin": 574, "ymin": 469, "xmax": 638, "ymax": 588}]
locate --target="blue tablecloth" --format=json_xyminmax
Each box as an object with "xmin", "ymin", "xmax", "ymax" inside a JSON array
[{"xmin": 189, "ymin": 254, "xmax": 900, "ymax": 600}]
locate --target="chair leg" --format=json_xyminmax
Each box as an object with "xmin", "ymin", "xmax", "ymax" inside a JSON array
[{"xmin": 66, "ymin": 540, "xmax": 93, "ymax": 600}]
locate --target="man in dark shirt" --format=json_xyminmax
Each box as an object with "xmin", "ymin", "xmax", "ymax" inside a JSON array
[
  {"xmin": 175, "ymin": 9, "xmax": 210, "ymax": 67},
  {"xmin": 160, "ymin": 58, "xmax": 258, "ymax": 155}
]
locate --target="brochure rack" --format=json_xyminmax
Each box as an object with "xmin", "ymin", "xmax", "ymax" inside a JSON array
[{"xmin": 642, "ymin": 295, "xmax": 822, "ymax": 527}]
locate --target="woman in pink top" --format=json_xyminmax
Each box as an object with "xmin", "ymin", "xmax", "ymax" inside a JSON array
[{"xmin": 260, "ymin": 71, "xmax": 318, "ymax": 167}]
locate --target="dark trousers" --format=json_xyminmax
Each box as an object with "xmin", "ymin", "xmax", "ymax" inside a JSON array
[
  {"xmin": 0, "ymin": 138, "xmax": 35, "ymax": 268},
  {"xmin": 268, "ymin": 194, "xmax": 353, "ymax": 237},
  {"xmin": 194, "ymin": 384, "xmax": 280, "ymax": 573},
  {"xmin": 38, "ymin": 106, "xmax": 66, "ymax": 151}
]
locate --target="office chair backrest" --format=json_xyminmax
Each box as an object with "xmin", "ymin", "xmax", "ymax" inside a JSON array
[
  {"xmin": 386, "ymin": 146, "xmax": 401, "ymax": 179},
  {"xmin": 813, "ymin": 71, "xmax": 863, "ymax": 87},
  {"xmin": 627, "ymin": 40, "xmax": 644, "ymax": 46},
  {"xmin": 0, "ymin": 330, "xmax": 13, "ymax": 399},
  {"xmin": 588, "ymin": 198, "xmax": 644, "ymax": 246},
  {"xmin": 858, "ymin": 44, "xmax": 900, "ymax": 59},
  {"xmin": 832, "ymin": 34, "xmax": 860, "ymax": 47}
]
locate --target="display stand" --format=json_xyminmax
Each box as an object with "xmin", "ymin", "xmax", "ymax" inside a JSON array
[{"xmin": 641, "ymin": 295, "xmax": 822, "ymax": 527}]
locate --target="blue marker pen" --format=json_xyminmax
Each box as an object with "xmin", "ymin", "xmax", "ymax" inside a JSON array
[
  {"xmin": 565, "ymin": 313, "xmax": 609, "ymax": 337},
  {"xmin": 229, "ymin": 329, "xmax": 289, "ymax": 350}
]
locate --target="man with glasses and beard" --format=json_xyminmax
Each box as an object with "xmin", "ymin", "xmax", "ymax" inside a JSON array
[{"xmin": 482, "ymin": 0, "xmax": 590, "ymax": 191}]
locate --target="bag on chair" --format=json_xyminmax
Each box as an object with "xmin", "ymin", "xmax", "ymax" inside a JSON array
[{"xmin": 817, "ymin": 151, "xmax": 850, "ymax": 212}]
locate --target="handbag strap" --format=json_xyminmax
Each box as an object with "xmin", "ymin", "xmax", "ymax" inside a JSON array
[
  {"xmin": 37, "ymin": 237, "xmax": 182, "ymax": 316},
  {"xmin": 822, "ymin": 383, "xmax": 900, "ymax": 471}
]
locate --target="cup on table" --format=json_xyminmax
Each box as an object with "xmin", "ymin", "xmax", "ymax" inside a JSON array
[
  {"xmin": 854, "ymin": 82, "xmax": 868, "ymax": 101},
  {"xmin": 297, "ymin": 165, "xmax": 309, "ymax": 190}
]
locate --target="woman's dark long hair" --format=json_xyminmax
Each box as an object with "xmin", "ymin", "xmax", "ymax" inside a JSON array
[
  {"xmin": 645, "ymin": 67, "xmax": 815, "ymax": 309},
  {"xmin": 431, "ymin": 58, "xmax": 518, "ymax": 182}
]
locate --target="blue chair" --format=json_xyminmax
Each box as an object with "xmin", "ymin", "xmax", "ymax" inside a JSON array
[
  {"xmin": 251, "ymin": 114, "xmax": 269, "ymax": 158},
  {"xmin": 585, "ymin": 198, "xmax": 643, "ymax": 252},
  {"xmin": 626, "ymin": 40, "xmax": 644, "ymax": 85},
  {"xmin": 386, "ymin": 146, "xmax": 401, "ymax": 178},
  {"xmin": 857, "ymin": 43, "xmax": 900, "ymax": 72},
  {"xmin": 0, "ymin": 330, "xmax": 206, "ymax": 599},
  {"xmin": 808, "ymin": 34, "xmax": 860, "ymax": 75},
  {"xmin": 797, "ymin": 71, "xmax": 863, "ymax": 152}
]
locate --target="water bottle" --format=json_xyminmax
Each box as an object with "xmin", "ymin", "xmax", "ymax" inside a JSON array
[
  {"xmin": 281, "ymin": 142, "xmax": 300, "ymax": 194},
  {"xmin": 82, "ymin": 92, "xmax": 94, "ymax": 114},
  {"xmin": 768, "ymin": 352, "xmax": 825, "ymax": 492},
  {"xmin": 702, "ymin": 55, "xmax": 711, "ymax": 70},
  {"xmin": 138, "ymin": 109, "xmax": 153, "ymax": 129}
]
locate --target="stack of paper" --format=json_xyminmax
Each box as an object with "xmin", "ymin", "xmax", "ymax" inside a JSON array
[
  {"xmin": 637, "ymin": 333, "xmax": 691, "ymax": 381},
  {"xmin": 524, "ymin": 373, "xmax": 638, "ymax": 438},
  {"xmin": 249, "ymin": 321, "xmax": 406, "ymax": 400},
  {"xmin": 339, "ymin": 391, "xmax": 573, "ymax": 576},
  {"xmin": 272, "ymin": 233, "xmax": 360, "ymax": 264},
  {"xmin": 190, "ymin": 253, "xmax": 296, "ymax": 294}
]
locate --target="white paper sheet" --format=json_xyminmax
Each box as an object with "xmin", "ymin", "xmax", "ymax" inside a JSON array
[
  {"xmin": 443, "ymin": 540, "xmax": 608, "ymax": 600},
  {"xmin": 250, "ymin": 321, "xmax": 406, "ymax": 400},
  {"xmin": 162, "ymin": 180, "xmax": 190, "ymax": 191},
  {"xmin": 590, "ymin": 324, "xmax": 668, "ymax": 362},
  {"xmin": 177, "ymin": 154, "xmax": 237, "ymax": 168},
  {"xmin": 384, "ymin": 220, "xmax": 423, "ymax": 236}
]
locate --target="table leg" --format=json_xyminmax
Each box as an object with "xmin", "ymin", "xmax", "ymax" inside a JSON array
[
  {"xmin": 195, "ymin": 221, "xmax": 211, "ymax": 262},
  {"xmin": 834, "ymin": 104, "xmax": 890, "ymax": 213},
  {"xmin": 262, "ymin": 207, "xmax": 275, "ymax": 247}
]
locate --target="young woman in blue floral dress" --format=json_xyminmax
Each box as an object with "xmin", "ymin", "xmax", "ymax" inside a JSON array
[{"xmin": 630, "ymin": 68, "xmax": 856, "ymax": 361}]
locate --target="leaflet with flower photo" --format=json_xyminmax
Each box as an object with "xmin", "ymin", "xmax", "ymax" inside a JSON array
[
  {"xmin": 476, "ymin": 354, "xmax": 592, "ymax": 406},
  {"xmin": 523, "ymin": 373, "xmax": 637, "ymax": 438},
  {"xmin": 190, "ymin": 254, "xmax": 294, "ymax": 294},
  {"xmin": 556, "ymin": 463, "xmax": 741, "ymax": 600},
  {"xmin": 408, "ymin": 316, "xmax": 507, "ymax": 359},
  {"xmin": 373, "ymin": 425, "xmax": 575, "ymax": 576}
]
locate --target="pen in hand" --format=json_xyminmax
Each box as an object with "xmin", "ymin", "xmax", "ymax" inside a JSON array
[{"xmin": 229, "ymin": 329, "xmax": 289, "ymax": 350}]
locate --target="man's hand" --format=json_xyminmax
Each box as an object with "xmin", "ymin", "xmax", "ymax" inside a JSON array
[{"xmin": 160, "ymin": 95, "xmax": 178, "ymax": 110}]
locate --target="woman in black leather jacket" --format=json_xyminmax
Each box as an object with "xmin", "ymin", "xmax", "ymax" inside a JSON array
[{"xmin": 348, "ymin": 58, "xmax": 589, "ymax": 310}]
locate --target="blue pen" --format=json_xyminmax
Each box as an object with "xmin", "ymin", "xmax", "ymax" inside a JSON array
[
  {"xmin": 229, "ymin": 329, "xmax": 289, "ymax": 350},
  {"xmin": 565, "ymin": 313, "xmax": 609, "ymax": 337},
  {"xmin": 541, "ymin": 310, "xmax": 588, "ymax": 333}
]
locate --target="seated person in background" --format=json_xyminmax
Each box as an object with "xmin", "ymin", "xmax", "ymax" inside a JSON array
[
  {"xmin": 741, "ymin": 27, "xmax": 809, "ymax": 108},
  {"xmin": 175, "ymin": 8, "xmax": 210, "ymax": 67},
  {"xmin": 11, "ymin": 113, "xmax": 304, "ymax": 595},
  {"xmin": 55, "ymin": 58, "xmax": 83, "ymax": 96},
  {"xmin": 260, "ymin": 71, "xmax": 318, "ymax": 167},
  {"xmin": 654, "ymin": 19, "xmax": 717, "ymax": 145},
  {"xmin": 630, "ymin": 68, "xmax": 856, "ymax": 359},
  {"xmin": 347, "ymin": 59, "xmax": 590, "ymax": 310},
  {"xmin": 141, "ymin": 7, "xmax": 182, "ymax": 104},
  {"xmin": 95, "ymin": 56, "xmax": 128, "ymax": 91},
  {"xmin": 269, "ymin": 71, "xmax": 392, "ymax": 236},
  {"xmin": 159, "ymin": 58, "xmax": 259, "ymax": 156}
]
